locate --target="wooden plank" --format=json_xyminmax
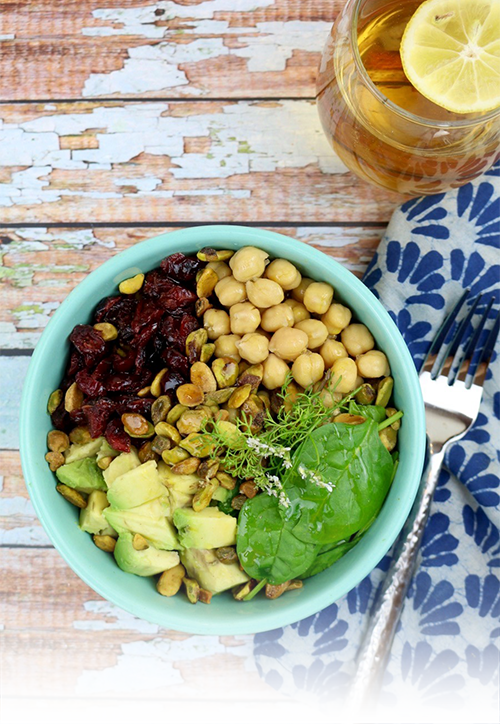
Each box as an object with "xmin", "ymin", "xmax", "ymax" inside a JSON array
[
  {"xmin": 0, "ymin": 0, "xmax": 341, "ymax": 100},
  {"xmin": 0, "ymin": 225, "xmax": 383, "ymax": 350},
  {"xmin": 0, "ymin": 100, "xmax": 402, "ymax": 224},
  {"xmin": 0, "ymin": 699, "xmax": 330, "ymax": 724},
  {"xmin": 0, "ymin": 548, "xmax": 283, "ymax": 701}
]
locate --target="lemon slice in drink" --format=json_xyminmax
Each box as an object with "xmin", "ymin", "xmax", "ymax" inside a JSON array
[{"xmin": 400, "ymin": 0, "xmax": 500, "ymax": 114}]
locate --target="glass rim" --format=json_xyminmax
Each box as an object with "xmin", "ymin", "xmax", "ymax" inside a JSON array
[{"xmin": 350, "ymin": 0, "xmax": 500, "ymax": 128}]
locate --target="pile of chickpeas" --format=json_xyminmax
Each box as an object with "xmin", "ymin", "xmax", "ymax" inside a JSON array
[{"xmin": 202, "ymin": 246, "xmax": 390, "ymax": 393}]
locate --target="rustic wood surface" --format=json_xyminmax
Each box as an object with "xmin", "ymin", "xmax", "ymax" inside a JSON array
[{"xmin": 0, "ymin": 2, "xmax": 402, "ymax": 722}]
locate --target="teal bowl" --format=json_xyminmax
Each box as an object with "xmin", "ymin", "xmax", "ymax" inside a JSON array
[{"xmin": 20, "ymin": 225, "xmax": 426, "ymax": 635}]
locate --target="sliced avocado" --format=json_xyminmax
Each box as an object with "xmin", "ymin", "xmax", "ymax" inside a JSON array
[
  {"xmin": 56, "ymin": 457, "xmax": 106, "ymax": 493},
  {"xmin": 64, "ymin": 437, "xmax": 104, "ymax": 464},
  {"xmin": 180, "ymin": 548, "xmax": 249, "ymax": 594},
  {"xmin": 107, "ymin": 460, "xmax": 165, "ymax": 509},
  {"xmin": 212, "ymin": 487, "xmax": 231, "ymax": 503},
  {"xmin": 79, "ymin": 490, "xmax": 116, "ymax": 536},
  {"xmin": 114, "ymin": 532, "xmax": 180, "ymax": 576},
  {"xmin": 103, "ymin": 450, "xmax": 141, "ymax": 487},
  {"xmin": 96, "ymin": 439, "xmax": 120, "ymax": 463},
  {"xmin": 173, "ymin": 507, "xmax": 237, "ymax": 549},
  {"xmin": 158, "ymin": 461, "xmax": 199, "ymax": 512},
  {"xmin": 104, "ymin": 499, "xmax": 179, "ymax": 550}
]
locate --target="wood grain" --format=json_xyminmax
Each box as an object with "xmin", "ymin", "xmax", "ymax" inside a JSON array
[
  {"xmin": 0, "ymin": 100, "xmax": 402, "ymax": 224},
  {"xmin": 0, "ymin": 225, "xmax": 383, "ymax": 350},
  {"xmin": 0, "ymin": 0, "xmax": 341, "ymax": 100},
  {"xmin": 0, "ymin": 698, "xmax": 330, "ymax": 724}
]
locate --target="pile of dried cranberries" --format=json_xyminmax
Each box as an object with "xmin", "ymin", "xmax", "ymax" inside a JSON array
[{"xmin": 50, "ymin": 252, "xmax": 204, "ymax": 453}]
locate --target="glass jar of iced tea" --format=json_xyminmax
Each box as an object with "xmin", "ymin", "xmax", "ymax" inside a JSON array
[{"xmin": 316, "ymin": 0, "xmax": 500, "ymax": 196}]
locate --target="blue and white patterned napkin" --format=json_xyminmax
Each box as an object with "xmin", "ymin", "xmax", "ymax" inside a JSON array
[{"xmin": 253, "ymin": 165, "xmax": 500, "ymax": 722}]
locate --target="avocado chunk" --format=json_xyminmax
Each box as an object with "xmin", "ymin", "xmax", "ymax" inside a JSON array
[
  {"xmin": 114, "ymin": 532, "xmax": 180, "ymax": 576},
  {"xmin": 107, "ymin": 460, "xmax": 165, "ymax": 509},
  {"xmin": 79, "ymin": 490, "xmax": 116, "ymax": 536},
  {"xmin": 56, "ymin": 457, "xmax": 106, "ymax": 493},
  {"xmin": 104, "ymin": 498, "xmax": 179, "ymax": 550},
  {"xmin": 64, "ymin": 437, "xmax": 105, "ymax": 464},
  {"xmin": 103, "ymin": 450, "xmax": 141, "ymax": 487},
  {"xmin": 212, "ymin": 487, "xmax": 231, "ymax": 503},
  {"xmin": 181, "ymin": 548, "xmax": 249, "ymax": 594},
  {"xmin": 158, "ymin": 461, "xmax": 199, "ymax": 512},
  {"xmin": 96, "ymin": 439, "xmax": 120, "ymax": 464},
  {"xmin": 174, "ymin": 507, "xmax": 237, "ymax": 549}
]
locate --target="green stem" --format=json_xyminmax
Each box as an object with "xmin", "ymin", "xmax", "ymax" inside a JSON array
[
  {"xmin": 243, "ymin": 578, "xmax": 267, "ymax": 601},
  {"xmin": 378, "ymin": 410, "xmax": 403, "ymax": 431}
]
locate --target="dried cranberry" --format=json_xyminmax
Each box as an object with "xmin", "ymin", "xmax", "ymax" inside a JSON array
[
  {"xmin": 106, "ymin": 373, "xmax": 143, "ymax": 393},
  {"xmin": 178, "ymin": 314, "xmax": 199, "ymax": 347},
  {"xmin": 51, "ymin": 401, "xmax": 70, "ymax": 431},
  {"xmin": 112, "ymin": 348, "xmax": 136, "ymax": 373},
  {"xmin": 162, "ymin": 347, "xmax": 189, "ymax": 377},
  {"xmin": 93, "ymin": 358, "xmax": 112, "ymax": 380},
  {"xmin": 160, "ymin": 252, "xmax": 202, "ymax": 282},
  {"xmin": 160, "ymin": 285, "xmax": 196, "ymax": 310},
  {"xmin": 142, "ymin": 270, "xmax": 176, "ymax": 300},
  {"xmin": 69, "ymin": 407, "xmax": 87, "ymax": 426},
  {"xmin": 94, "ymin": 295, "xmax": 121, "ymax": 323},
  {"xmin": 96, "ymin": 297, "xmax": 137, "ymax": 342},
  {"xmin": 131, "ymin": 299, "xmax": 163, "ymax": 334},
  {"xmin": 67, "ymin": 351, "xmax": 83, "ymax": 377},
  {"xmin": 104, "ymin": 418, "xmax": 131, "ymax": 453},
  {"xmin": 158, "ymin": 315, "xmax": 178, "ymax": 346},
  {"xmin": 82, "ymin": 398, "xmax": 116, "ymax": 438},
  {"xmin": 75, "ymin": 369, "xmax": 106, "ymax": 398},
  {"xmin": 161, "ymin": 370, "xmax": 186, "ymax": 397},
  {"xmin": 69, "ymin": 325, "xmax": 106, "ymax": 368},
  {"xmin": 114, "ymin": 396, "xmax": 153, "ymax": 417}
]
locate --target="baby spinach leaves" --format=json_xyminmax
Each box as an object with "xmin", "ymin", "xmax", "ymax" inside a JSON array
[
  {"xmin": 236, "ymin": 419, "xmax": 395, "ymax": 585},
  {"xmin": 237, "ymin": 493, "xmax": 318, "ymax": 584}
]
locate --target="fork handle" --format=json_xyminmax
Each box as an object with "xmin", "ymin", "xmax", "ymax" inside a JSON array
[{"xmin": 345, "ymin": 443, "xmax": 445, "ymax": 715}]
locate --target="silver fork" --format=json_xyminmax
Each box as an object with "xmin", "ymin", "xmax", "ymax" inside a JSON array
[{"xmin": 345, "ymin": 291, "xmax": 499, "ymax": 717}]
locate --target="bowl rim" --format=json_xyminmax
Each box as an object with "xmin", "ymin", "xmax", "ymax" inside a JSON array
[{"xmin": 20, "ymin": 224, "xmax": 426, "ymax": 635}]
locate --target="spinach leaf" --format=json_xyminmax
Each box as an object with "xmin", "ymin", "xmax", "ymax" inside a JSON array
[
  {"xmin": 284, "ymin": 420, "xmax": 394, "ymax": 547},
  {"xmin": 216, "ymin": 487, "xmax": 239, "ymax": 516},
  {"xmin": 236, "ymin": 494, "xmax": 318, "ymax": 585},
  {"xmin": 348, "ymin": 401, "xmax": 386, "ymax": 423},
  {"xmin": 300, "ymin": 537, "xmax": 360, "ymax": 579}
]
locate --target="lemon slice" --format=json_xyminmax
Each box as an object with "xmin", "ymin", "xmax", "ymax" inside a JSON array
[{"xmin": 400, "ymin": 0, "xmax": 500, "ymax": 114}]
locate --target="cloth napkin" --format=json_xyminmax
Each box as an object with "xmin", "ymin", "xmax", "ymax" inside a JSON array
[{"xmin": 253, "ymin": 165, "xmax": 500, "ymax": 723}]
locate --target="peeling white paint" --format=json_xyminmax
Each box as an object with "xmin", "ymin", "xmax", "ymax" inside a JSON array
[
  {"xmin": 295, "ymin": 226, "xmax": 382, "ymax": 248},
  {"xmin": 74, "ymin": 600, "xmax": 161, "ymax": 634},
  {"xmin": 114, "ymin": 176, "xmax": 161, "ymax": 192},
  {"xmin": 0, "ymin": 101, "xmax": 346, "ymax": 207},
  {"xmin": 16, "ymin": 228, "xmax": 116, "ymax": 250},
  {"xmin": 76, "ymin": 631, "xmax": 255, "ymax": 695},
  {"xmin": 12, "ymin": 301, "xmax": 59, "ymax": 329},
  {"xmin": 0, "ymin": 525, "xmax": 52, "ymax": 546}
]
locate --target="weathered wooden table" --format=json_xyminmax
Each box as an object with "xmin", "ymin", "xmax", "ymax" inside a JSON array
[{"xmin": 0, "ymin": 2, "xmax": 403, "ymax": 721}]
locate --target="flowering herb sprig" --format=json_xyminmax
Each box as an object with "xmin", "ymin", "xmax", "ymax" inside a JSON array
[{"xmin": 207, "ymin": 376, "xmax": 357, "ymax": 507}]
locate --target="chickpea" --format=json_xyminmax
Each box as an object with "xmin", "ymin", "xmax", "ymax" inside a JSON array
[
  {"xmin": 329, "ymin": 357, "xmax": 358, "ymax": 393},
  {"xmin": 246, "ymin": 278, "xmax": 284, "ymax": 308},
  {"xmin": 260, "ymin": 303, "xmax": 295, "ymax": 333},
  {"xmin": 229, "ymin": 246, "xmax": 269, "ymax": 282},
  {"xmin": 207, "ymin": 260, "xmax": 231, "ymax": 280},
  {"xmin": 284, "ymin": 298, "xmax": 310, "ymax": 324},
  {"xmin": 214, "ymin": 334, "xmax": 241, "ymax": 362},
  {"xmin": 291, "ymin": 352, "xmax": 325, "ymax": 388},
  {"xmin": 215, "ymin": 275, "xmax": 247, "ymax": 307},
  {"xmin": 295, "ymin": 319, "xmax": 329, "ymax": 350},
  {"xmin": 203, "ymin": 309, "xmax": 230, "ymax": 340},
  {"xmin": 265, "ymin": 259, "xmax": 302, "ymax": 290},
  {"xmin": 303, "ymin": 282, "xmax": 334, "ymax": 315},
  {"xmin": 236, "ymin": 333, "xmax": 270, "ymax": 365},
  {"xmin": 262, "ymin": 354, "xmax": 290, "ymax": 390},
  {"xmin": 320, "ymin": 339, "xmax": 348, "ymax": 368},
  {"xmin": 229, "ymin": 302, "xmax": 261, "ymax": 335},
  {"xmin": 291, "ymin": 277, "xmax": 314, "ymax": 303},
  {"xmin": 321, "ymin": 303, "xmax": 352, "ymax": 335},
  {"xmin": 269, "ymin": 327, "xmax": 308, "ymax": 361},
  {"xmin": 341, "ymin": 324, "xmax": 375, "ymax": 356},
  {"xmin": 356, "ymin": 350, "xmax": 390, "ymax": 379}
]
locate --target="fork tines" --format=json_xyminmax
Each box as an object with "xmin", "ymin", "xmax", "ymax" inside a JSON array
[{"xmin": 421, "ymin": 292, "xmax": 500, "ymax": 388}]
